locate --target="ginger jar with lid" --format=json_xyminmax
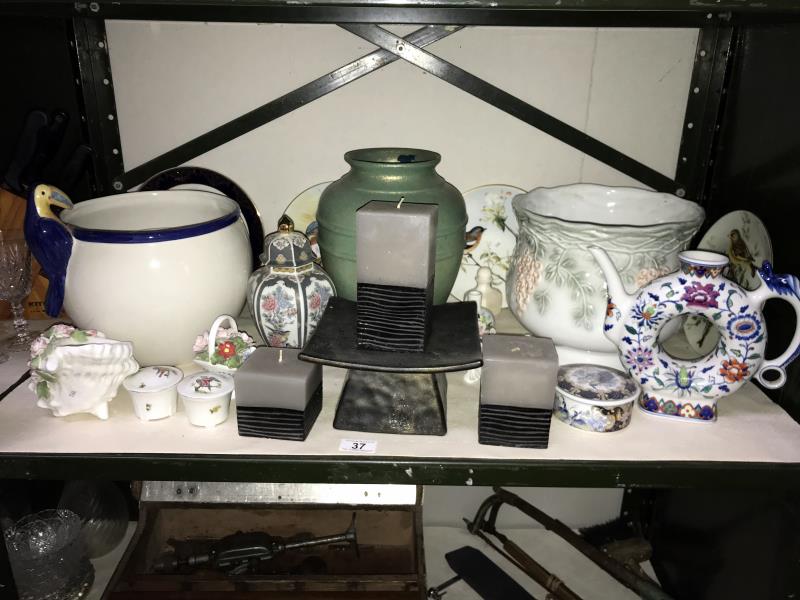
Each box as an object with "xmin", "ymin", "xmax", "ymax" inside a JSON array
[{"xmin": 247, "ymin": 216, "xmax": 335, "ymax": 348}]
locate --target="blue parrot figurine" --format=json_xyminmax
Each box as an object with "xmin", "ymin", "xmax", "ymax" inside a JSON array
[{"xmin": 24, "ymin": 184, "xmax": 74, "ymax": 317}]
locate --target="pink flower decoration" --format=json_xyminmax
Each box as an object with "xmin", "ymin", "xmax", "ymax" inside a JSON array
[
  {"xmin": 262, "ymin": 296, "xmax": 277, "ymax": 312},
  {"xmin": 681, "ymin": 282, "xmax": 720, "ymax": 308},
  {"xmin": 29, "ymin": 336, "xmax": 49, "ymax": 357},
  {"xmin": 192, "ymin": 332, "xmax": 209, "ymax": 353},
  {"xmin": 52, "ymin": 324, "xmax": 75, "ymax": 337}
]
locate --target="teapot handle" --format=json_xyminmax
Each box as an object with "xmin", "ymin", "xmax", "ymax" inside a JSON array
[
  {"xmin": 139, "ymin": 167, "xmax": 263, "ymax": 270},
  {"xmin": 752, "ymin": 262, "xmax": 800, "ymax": 389}
]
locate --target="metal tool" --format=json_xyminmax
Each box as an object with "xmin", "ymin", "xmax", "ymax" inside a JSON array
[
  {"xmin": 153, "ymin": 512, "xmax": 358, "ymax": 576},
  {"xmin": 467, "ymin": 488, "xmax": 674, "ymax": 600},
  {"xmin": 427, "ymin": 545, "xmax": 536, "ymax": 600}
]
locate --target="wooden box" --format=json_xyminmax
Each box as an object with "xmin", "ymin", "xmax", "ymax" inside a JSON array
[{"xmin": 104, "ymin": 483, "xmax": 426, "ymax": 599}]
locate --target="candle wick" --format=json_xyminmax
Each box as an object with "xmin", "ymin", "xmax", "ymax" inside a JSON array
[
  {"xmin": 397, "ymin": 196, "xmax": 405, "ymax": 209},
  {"xmin": 279, "ymin": 349, "xmax": 283, "ymax": 363}
]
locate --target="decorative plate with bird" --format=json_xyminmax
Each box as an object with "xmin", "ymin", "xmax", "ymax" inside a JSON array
[
  {"xmin": 697, "ymin": 210, "xmax": 772, "ymax": 291},
  {"xmin": 449, "ymin": 184, "xmax": 526, "ymax": 308},
  {"xmin": 283, "ymin": 181, "xmax": 331, "ymax": 260},
  {"xmin": 684, "ymin": 210, "xmax": 773, "ymax": 354}
]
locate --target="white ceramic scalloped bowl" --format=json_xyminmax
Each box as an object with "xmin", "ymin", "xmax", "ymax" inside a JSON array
[{"xmin": 507, "ymin": 184, "xmax": 704, "ymax": 363}]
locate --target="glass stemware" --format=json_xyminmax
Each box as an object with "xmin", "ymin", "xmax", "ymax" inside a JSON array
[{"xmin": 0, "ymin": 230, "xmax": 33, "ymax": 354}]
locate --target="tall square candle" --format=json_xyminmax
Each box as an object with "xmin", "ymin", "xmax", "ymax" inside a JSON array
[
  {"xmin": 356, "ymin": 200, "xmax": 438, "ymax": 352},
  {"xmin": 356, "ymin": 200, "xmax": 438, "ymax": 289}
]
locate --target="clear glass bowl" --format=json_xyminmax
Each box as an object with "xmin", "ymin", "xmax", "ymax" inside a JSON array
[
  {"xmin": 58, "ymin": 480, "xmax": 129, "ymax": 558},
  {"xmin": 4, "ymin": 508, "xmax": 94, "ymax": 600}
]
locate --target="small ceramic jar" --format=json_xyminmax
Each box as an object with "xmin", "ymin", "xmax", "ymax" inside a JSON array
[
  {"xmin": 247, "ymin": 215, "xmax": 335, "ymax": 348},
  {"xmin": 178, "ymin": 371, "xmax": 234, "ymax": 428},
  {"xmin": 123, "ymin": 366, "xmax": 183, "ymax": 421},
  {"xmin": 553, "ymin": 363, "xmax": 640, "ymax": 433}
]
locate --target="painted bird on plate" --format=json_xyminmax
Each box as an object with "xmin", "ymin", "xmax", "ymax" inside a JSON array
[
  {"xmin": 24, "ymin": 184, "xmax": 74, "ymax": 317},
  {"xmin": 464, "ymin": 226, "xmax": 486, "ymax": 255},
  {"xmin": 728, "ymin": 229, "xmax": 757, "ymax": 277}
]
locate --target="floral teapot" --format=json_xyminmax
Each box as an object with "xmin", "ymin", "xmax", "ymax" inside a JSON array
[{"xmin": 589, "ymin": 247, "xmax": 800, "ymax": 422}]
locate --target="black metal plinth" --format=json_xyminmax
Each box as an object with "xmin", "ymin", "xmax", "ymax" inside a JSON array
[{"xmin": 333, "ymin": 370, "xmax": 448, "ymax": 436}]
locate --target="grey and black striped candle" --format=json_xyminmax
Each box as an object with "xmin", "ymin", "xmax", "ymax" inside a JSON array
[{"xmin": 355, "ymin": 200, "xmax": 438, "ymax": 353}]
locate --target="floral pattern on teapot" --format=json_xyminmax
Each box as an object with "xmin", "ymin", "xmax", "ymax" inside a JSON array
[
  {"xmin": 592, "ymin": 247, "xmax": 800, "ymax": 422},
  {"xmin": 606, "ymin": 276, "xmax": 764, "ymax": 420}
]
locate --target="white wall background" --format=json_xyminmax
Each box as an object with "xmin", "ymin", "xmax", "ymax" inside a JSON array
[{"xmin": 106, "ymin": 21, "xmax": 698, "ymax": 527}]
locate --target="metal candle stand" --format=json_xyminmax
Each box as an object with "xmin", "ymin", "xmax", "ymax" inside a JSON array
[{"xmin": 299, "ymin": 297, "xmax": 482, "ymax": 435}]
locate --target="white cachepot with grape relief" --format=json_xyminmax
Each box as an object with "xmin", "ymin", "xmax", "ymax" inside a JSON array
[{"xmin": 506, "ymin": 184, "xmax": 705, "ymax": 366}]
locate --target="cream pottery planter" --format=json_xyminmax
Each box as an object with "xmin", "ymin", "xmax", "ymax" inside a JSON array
[
  {"xmin": 507, "ymin": 184, "xmax": 704, "ymax": 364},
  {"xmin": 49, "ymin": 191, "xmax": 250, "ymax": 366}
]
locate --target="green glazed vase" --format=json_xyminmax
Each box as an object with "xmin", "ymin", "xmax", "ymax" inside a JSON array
[{"xmin": 317, "ymin": 148, "xmax": 467, "ymax": 304}]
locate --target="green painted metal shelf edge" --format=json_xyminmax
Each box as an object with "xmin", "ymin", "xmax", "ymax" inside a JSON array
[
  {"xmin": 4, "ymin": 0, "xmax": 800, "ymax": 11},
  {"xmin": 1, "ymin": 454, "xmax": 798, "ymax": 488}
]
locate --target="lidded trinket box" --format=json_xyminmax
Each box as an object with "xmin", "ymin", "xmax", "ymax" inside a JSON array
[
  {"xmin": 553, "ymin": 363, "xmax": 639, "ymax": 433},
  {"xmin": 123, "ymin": 366, "xmax": 183, "ymax": 421},
  {"xmin": 247, "ymin": 215, "xmax": 335, "ymax": 348},
  {"xmin": 178, "ymin": 371, "xmax": 234, "ymax": 428}
]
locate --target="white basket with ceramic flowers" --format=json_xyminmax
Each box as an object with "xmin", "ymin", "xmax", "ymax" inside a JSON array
[{"xmin": 193, "ymin": 314, "xmax": 256, "ymax": 374}]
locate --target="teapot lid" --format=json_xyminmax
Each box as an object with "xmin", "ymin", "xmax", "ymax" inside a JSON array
[{"xmin": 260, "ymin": 215, "xmax": 315, "ymax": 268}]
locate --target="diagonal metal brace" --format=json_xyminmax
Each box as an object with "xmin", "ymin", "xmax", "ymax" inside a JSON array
[
  {"xmin": 341, "ymin": 23, "xmax": 680, "ymax": 195},
  {"xmin": 120, "ymin": 25, "xmax": 462, "ymax": 189}
]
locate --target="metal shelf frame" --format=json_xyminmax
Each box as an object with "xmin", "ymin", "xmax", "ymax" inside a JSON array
[
  {"xmin": 3, "ymin": 0, "xmax": 774, "ymax": 203},
  {"xmin": 2, "ymin": 1, "xmax": 800, "ymax": 489}
]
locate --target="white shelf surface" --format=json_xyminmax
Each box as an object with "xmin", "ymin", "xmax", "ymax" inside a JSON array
[{"xmin": 0, "ymin": 355, "xmax": 798, "ymax": 465}]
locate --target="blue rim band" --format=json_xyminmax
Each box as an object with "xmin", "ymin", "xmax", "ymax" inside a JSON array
[{"xmin": 69, "ymin": 208, "xmax": 241, "ymax": 244}]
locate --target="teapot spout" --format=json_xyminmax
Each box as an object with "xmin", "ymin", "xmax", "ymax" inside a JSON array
[{"xmin": 589, "ymin": 246, "xmax": 634, "ymax": 345}]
